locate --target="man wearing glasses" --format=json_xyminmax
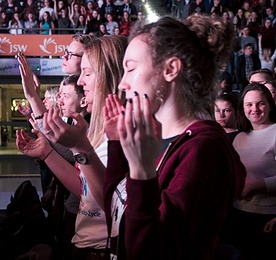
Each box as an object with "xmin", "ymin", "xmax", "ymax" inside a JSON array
[{"xmin": 62, "ymin": 34, "xmax": 94, "ymax": 76}]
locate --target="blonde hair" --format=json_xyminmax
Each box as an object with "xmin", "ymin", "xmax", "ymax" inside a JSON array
[{"xmin": 84, "ymin": 35, "xmax": 127, "ymax": 148}]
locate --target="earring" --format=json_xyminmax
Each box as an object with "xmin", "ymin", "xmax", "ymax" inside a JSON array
[{"xmin": 156, "ymin": 89, "xmax": 164, "ymax": 104}]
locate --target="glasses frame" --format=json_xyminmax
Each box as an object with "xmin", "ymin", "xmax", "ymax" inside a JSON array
[{"xmin": 64, "ymin": 49, "xmax": 82, "ymax": 60}]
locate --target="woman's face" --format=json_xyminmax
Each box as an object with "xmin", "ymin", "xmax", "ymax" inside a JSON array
[
  {"xmin": 243, "ymin": 90, "xmax": 271, "ymax": 128},
  {"xmin": 119, "ymin": 36, "xmax": 159, "ymax": 112},
  {"xmin": 77, "ymin": 53, "xmax": 96, "ymax": 112},
  {"xmin": 28, "ymin": 13, "xmax": 33, "ymax": 20},
  {"xmin": 100, "ymin": 24, "xmax": 105, "ymax": 32},
  {"xmin": 214, "ymin": 100, "xmax": 237, "ymax": 129},
  {"xmin": 123, "ymin": 12, "xmax": 129, "ymax": 20},
  {"xmin": 43, "ymin": 90, "xmax": 54, "ymax": 110},
  {"xmin": 79, "ymin": 15, "xmax": 85, "ymax": 22},
  {"xmin": 263, "ymin": 48, "xmax": 272, "ymax": 57}
]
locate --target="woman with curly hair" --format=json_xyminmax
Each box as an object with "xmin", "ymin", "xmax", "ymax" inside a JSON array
[{"xmin": 103, "ymin": 15, "xmax": 246, "ymax": 259}]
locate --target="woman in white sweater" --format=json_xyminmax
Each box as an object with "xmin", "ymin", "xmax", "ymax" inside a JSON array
[{"xmin": 223, "ymin": 83, "xmax": 276, "ymax": 260}]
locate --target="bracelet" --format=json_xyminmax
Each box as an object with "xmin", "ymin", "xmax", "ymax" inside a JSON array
[
  {"xmin": 34, "ymin": 113, "xmax": 44, "ymax": 120},
  {"xmin": 41, "ymin": 148, "xmax": 54, "ymax": 161}
]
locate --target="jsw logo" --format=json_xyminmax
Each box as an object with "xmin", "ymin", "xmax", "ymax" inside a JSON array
[
  {"xmin": 39, "ymin": 37, "xmax": 67, "ymax": 54},
  {"xmin": 0, "ymin": 37, "xmax": 27, "ymax": 53},
  {"xmin": 0, "ymin": 37, "xmax": 12, "ymax": 53}
]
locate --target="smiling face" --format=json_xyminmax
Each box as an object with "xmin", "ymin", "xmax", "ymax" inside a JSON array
[
  {"xmin": 118, "ymin": 36, "xmax": 159, "ymax": 112},
  {"xmin": 77, "ymin": 53, "xmax": 96, "ymax": 113},
  {"xmin": 214, "ymin": 100, "xmax": 237, "ymax": 130},
  {"xmin": 62, "ymin": 40, "xmax": 83, "ymax": 75},
  {"xmin": 243, "ymin": 90, "xmax": 271, "ymax": 129}
]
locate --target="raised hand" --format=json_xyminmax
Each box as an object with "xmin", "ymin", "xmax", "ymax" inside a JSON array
[
  {"xmin": 18, "ymin": 104, "xmax": 31, "ymax": 119},
  {"xmin": 103, "ymin": 94, "xmax": 124, "ymax": 140},
  {"xmin": 16, "ymin": 128, "xmax": 53, "ymax": 160},
  {"xmin": 118, "ymin": 92, "xmax": 162, "ymax": 180},
  {"xmin": 17, "ymin": 52, "xmax": 40, "ymax": 99},
  {"xmin": 43, "ymin": 107, "xmax": 90, "ymax": 150}
]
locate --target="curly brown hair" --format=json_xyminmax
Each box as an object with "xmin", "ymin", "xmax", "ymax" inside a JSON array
[{"xmin": 129, "ymin": 15, "xmax": 235, "ymax": 119}]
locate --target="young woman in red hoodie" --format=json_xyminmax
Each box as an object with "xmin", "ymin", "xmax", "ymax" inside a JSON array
[{"xmin": 103, "ymin": 15, "xmax": 246, "ymax": 259}]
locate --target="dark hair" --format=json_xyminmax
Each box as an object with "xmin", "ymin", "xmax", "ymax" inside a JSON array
[
  {"xmin": 237, "ymin": 83, "xmax": 276, "ymax": 132},
  {"xmin": 248, "ymin": 68, "xmax": 274, "ymax": 82},
  {"xmin": 129, "ymin": 15, "xmax": 235, "ymax": 119},
  {"xmin": 42, "ymin": 11, "xmax": 52, "ymax": 23},
  {"xmin": 63, "ymin": 74, "xmax": 84, "ymax": 98},
  {"xmin": 244, "ymin": 42, "xmax": 253, "ymax": 48},
  {"xmin": 216, "ymin": 93, "xmax": 239, "ymax": 114}
]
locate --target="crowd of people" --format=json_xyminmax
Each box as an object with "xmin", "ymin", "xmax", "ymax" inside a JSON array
[
  {"xmin": 0, "ymin": 1, "xmax": 275, "ymax": 259},
  {"xmin": 0, "ymin": 0, "xmax": 143, "ymax": 35}
]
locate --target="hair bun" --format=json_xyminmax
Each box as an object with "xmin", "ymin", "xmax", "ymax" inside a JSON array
[{"xmin": 185, "ymin": 14, "xmax": 234, "ymax": 64}]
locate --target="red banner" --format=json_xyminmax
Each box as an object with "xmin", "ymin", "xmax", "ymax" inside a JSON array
[{"xmin": 0, "ymin": 34, "xmax": 73, "ymax": 57}]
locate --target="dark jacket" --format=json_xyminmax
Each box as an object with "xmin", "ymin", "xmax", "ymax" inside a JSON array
[
  {"xmin": 104, "ymin": 120, "xmax": 246, "ymax": 260},
  {"xmin": 236, "ymin": 53, "xmax": 261, "ymax": 90}
]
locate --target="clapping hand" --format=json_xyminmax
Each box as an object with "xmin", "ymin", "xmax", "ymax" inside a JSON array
[
  {"xmin": 43, "ymin": 107, "xmax": 89, "ymax": 150},
  {"xmin": 104, "ymin": 94, "xmax": 125, "ymax": 140},
  {"xmin": 118, "ymin": 92, "xmax": 162, "ymax": 180}
]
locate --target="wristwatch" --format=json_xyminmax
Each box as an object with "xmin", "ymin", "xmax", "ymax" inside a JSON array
[
  {"xmin": 74, "ymin": 153, "xmax": 88, "ymax": 165},
  {"xmin": 74, "ymin": 149, "xmax": 94, "ymax": 165}
]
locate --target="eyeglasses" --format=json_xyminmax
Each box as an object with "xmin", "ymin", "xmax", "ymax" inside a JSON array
[{"xmin": 64, "ymin": 49, "xmax": 82, "ymax": 60}]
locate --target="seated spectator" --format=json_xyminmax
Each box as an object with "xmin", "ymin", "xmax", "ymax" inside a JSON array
[
  {"xmin": 236, "ymin": 43, "xmax": 261, "ymax": 93},
  {"xmin": 24, "ymin": 12, "xmax": 39, "ymax": 34},
  {"xmin": 119, "ymin": 11, "xmax": 133, "ymax": 36},
  {"xmin": 249, "ymin": 18, "xmax": 276, "ymax": 52},
  {"xmin": 114, "ymin": 26, "xmax": 120, "ymax": 35},
  {"xmin": 39, "ymin": 0, "xmax": 55, "ymax": 21},
  {"xmin": 53, "ymin": 0, "xmax": 67, "ymax": 20},
  {"xmin": 236, "ymin": 26, "xmax": 257, "ymax": 55},
  {"xmin": 233, "ymin": 8, "xmax": 247, "ymax": 34},
  {"xmin": 265, "ymin": 6, "xmax": 276, "ymax": 26},
  {"xmin": 58, "ymin": 7, "xmax": 71, "ymax": 34},
  {"xmin": 137, "ymin": 10, "xmax": 144, "ymax": 21},
  {"xmin": 100, "ymin": 0, "xmax": 116, "ymax": 20},
  {"xmin": 83, "ymin": 1, "xmax": 98, "ymax": 21},
  {"xmin": 0, "ymin": 11, "xmax": 9, "ymax": 33},
  {"xmin": 97, "ymin": 22, "xmax": 109, "ymax": 36},
  {"xmin": 105, "ymin": 13, "xmax": 118, "ymax": 35},
  {"xmin": 40, "ymin": 11, "xmax": 55, "ymax": 34},
  {"xmin": 71, "ymin": 13, "xmax": 87, "ymax": 34},
  {"xmin": 22, "ymin": 0, "xmax": 38, "ymax": 21},
  {"xmin": 87, "ymin": 9, "xmax": 100, "ymax": 35},
  {"xmin": 222, "ymin": 11, "xmax": 231, "ymax": 23},
  {"xmin": 117, "ymin": 0, "xmax": 137, "ymax": 21},
  {"xmin": 69, "ymin": 1, "xmax": 81, "ymax": 27},
  {"xmin": 3, "ymin": 0, "xmax": 18, "ymax": 22},
  {"xmin": 8, "ymin": 12, "xmax": 23, "ymax": 34}
]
